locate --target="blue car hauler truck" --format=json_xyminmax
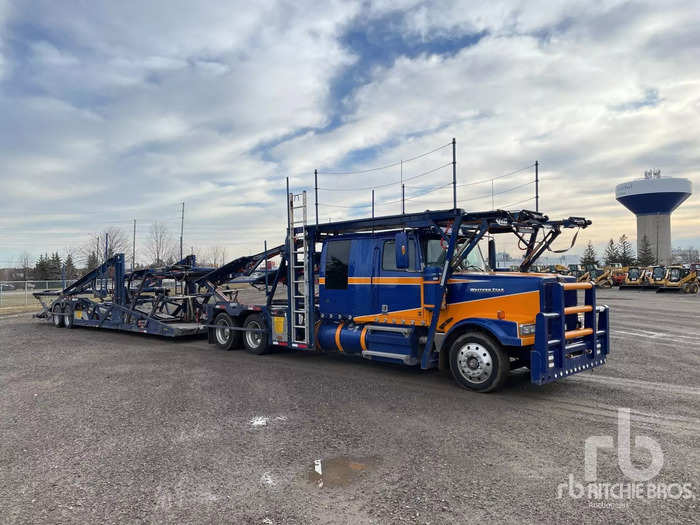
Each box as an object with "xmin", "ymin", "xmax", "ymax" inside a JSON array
[
  {"xmin": 203, "ymin": 191, "xmax": 610, "ymax": 392},
  {"xmin": 36, "ymin": 191, "xmax": 610, "ymax": 392}
]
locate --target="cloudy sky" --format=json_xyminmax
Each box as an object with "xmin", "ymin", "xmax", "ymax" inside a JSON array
[{"xmin": 0, "ymin": 0, "xmax": 698, "ymax": 266}]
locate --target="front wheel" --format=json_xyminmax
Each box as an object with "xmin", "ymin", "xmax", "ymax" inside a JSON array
[
  {"xmin": 243, "ymin": 314, "xmax": 270, "ymax": 355},
  {"xmin": 449, "ymin": 331, "xmax": 508, "ymax": 392}
]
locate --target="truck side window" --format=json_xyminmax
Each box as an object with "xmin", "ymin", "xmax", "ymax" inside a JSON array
[
  {"xmin": 382, "ymin": 240, "xmax": 416, "ymax": 271},
  {"xmin": 325, "ymin": 240, "xmax": 351, "ymax": 289}
]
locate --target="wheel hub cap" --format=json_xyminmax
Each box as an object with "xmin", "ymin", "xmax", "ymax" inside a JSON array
[{"xmin": 457, "ymin": 343, "xmax": 493, "ymax": 384}]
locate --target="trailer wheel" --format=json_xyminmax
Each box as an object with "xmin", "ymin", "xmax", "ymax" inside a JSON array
[
  {"xmin": 449, "ymin": 331, "xmax": 508, "ymax": 392},
  {"xmin": 213, "ymin": 313, "xmax": 242, "ymax": 351},
  {"xmin": 243, "ymin": 313, "xmax": 270, "ymax": 355},
  {"xmin": 63, "ymin": 304, "xmax": 74, "ymax": 329},
  {"xmin": 52, "ymin": 303, "xmax": 65, "ymax": 328}
]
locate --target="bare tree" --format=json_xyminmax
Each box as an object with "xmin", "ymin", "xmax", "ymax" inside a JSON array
[
  {"xmin": 146, "ymin": 221, "xmax": 175, "ymax": 267},
  {"xmin": 78, "ymin": 227, "xmax": 131, "ymax": 266},
  {"xmin": 16, "ymin": 251, "xmax": 32, "ymax": 280},
  {"xmin": 202, "ymin": 245, "xmax": 228, "ymax": 268}
]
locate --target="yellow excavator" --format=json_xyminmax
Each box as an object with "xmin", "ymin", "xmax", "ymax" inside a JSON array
[{"xmin": 657, "ymin": 266, "xmax": 699, "ymax": 293}]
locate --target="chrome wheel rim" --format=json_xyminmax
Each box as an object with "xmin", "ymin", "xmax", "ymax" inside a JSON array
[
  {"xmin": 53, "ymin": 306, "xmax": 61, "ymax": 326},
  {"xmin": 457, "ymin": 343, "xmax": 493, "ymax": 384},
  {"xmin": 215, "ymin": 319, "xmax": 230, "ymax": 345},
  {"xmin": 246, "ymin": 320, "xmax": 262, "ymax": 348}
]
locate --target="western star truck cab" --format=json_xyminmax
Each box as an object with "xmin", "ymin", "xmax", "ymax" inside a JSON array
[{"xmin": 203, "ymin": 195, "xmax": 610, "ymax": 392}]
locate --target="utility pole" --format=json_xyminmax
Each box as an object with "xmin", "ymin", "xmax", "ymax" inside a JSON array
[
  {"xmin": 104, "ymin": 233, "xmax": 109, "ymax": 262},
  {"xmin": 179, "ymin": 202, "xmax": 185, "ymax": 260},
  {"xmin": 314, "ymin": 169, "xmax": 319, "ymax": 227},
  {"xmin": 371, "ymin": 189, "xmax": 375, "ymax": 218},
  {"xmin": 132, "ymin": 219, "xmax": 136, "ymax": 271},
  {"xmin": 400, "ymin": 160, "xmax": 404, "ymax": 215},
  {"xmin": 452, "ymin": 137, "xmax": 457, "ymax": 209},
  {"xmin": 535, "ymin": 160, "xmax": 539, "ymax": 212},
  {"xmin": 402, "ymin": 184, "xmax": 405, "ymax": 215}
]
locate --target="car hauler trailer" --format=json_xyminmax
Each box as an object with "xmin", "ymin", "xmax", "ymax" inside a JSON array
[
  {"xmin": 204, "ymin": 192, "xmax": 610, "ymax": 392},
  {"xmin": 34, "ymin": 255, "xmax": 216, "ymax": 336}
]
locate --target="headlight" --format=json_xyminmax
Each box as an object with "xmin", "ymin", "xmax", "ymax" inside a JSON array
[{"xmin": 519, "ymin": 323, "xmax": 536, "ymax": 336}]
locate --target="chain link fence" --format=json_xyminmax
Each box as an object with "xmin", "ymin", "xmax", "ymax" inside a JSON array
[
  {"xmin": 0, "ymin": 279, "xmax": 192, "ymax": 309},
  {"xmin": 0, "ymin": 281, "xmax": 77, "ymax": 307}
]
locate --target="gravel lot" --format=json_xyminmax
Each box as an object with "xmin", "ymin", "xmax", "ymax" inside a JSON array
[{"xmin": 1, "ymin": 289, "xmax": 698, "ymax": 524}]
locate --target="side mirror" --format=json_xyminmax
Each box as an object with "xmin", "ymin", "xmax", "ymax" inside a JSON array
[{"xmin": 395, "ymin": 232, "xmax": 409, "ymax": 269}]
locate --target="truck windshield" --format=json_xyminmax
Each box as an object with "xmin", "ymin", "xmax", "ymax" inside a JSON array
[{"xmin": 421, "ymin": 238, "xmax": 485, "ymax": 272}]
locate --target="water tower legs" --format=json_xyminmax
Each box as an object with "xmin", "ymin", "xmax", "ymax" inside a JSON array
[{"xmin": 637, "ymin": 213, "xmax": 671, "ymax": 265}]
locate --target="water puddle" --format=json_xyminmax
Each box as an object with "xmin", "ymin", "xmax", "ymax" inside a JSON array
[{"xmin": 307, "ymin": 456, "xmax": 379, "ymax": 488}]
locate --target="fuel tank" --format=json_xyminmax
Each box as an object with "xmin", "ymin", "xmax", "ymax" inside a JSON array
[{"xmin": 316, "ymin": 321, "xmax": 420, "ymax": 365}]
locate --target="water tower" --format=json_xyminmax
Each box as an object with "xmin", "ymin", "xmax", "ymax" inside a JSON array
[{"xmin": 615, "ymin": 169, "xmax": 692, "ymax": 265}]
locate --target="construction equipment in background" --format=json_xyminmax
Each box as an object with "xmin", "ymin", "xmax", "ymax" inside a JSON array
[
  {"xmin": 657, "ymin": 266, "xmax": 699, "ymax": 293},
  {"xmin": 568, "ymin": 264, "xmax": 586, "ymax": 280},
  {"xmin": 611, "ymin": 266, "xmax": 628, "ymax": 287},
  {"xmin": 620, "ymin": 266, "xmax": 649, "ymax": 289},
  {"xmin": 646, "ymin": 265, "xmax": 668, "ymax": 289},
  {"xmin": 593, "ymin": 267, "xmax": 614, "ymax": 288},
  {"xmin": 549, "ymin": 264, "xmax": 571, "ymax": 275}
]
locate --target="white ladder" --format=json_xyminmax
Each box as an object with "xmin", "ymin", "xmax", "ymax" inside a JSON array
[{"xmin": 287, "ymin": 191, "xmax": 310, "ymax": 345}]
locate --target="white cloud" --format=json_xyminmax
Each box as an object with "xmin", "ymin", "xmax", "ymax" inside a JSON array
[{"xmin": 0, "ymin": 0, "xmax": 698, "ymax": 264}]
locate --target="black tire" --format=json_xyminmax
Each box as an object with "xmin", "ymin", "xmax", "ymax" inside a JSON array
[
  {"xmin": 52, "ymin": 303, "xmax": 65, "ymax": 328},
  {"xmin": 449, "ymin": 331, "xmax": 508, "ymax": 392},
  {"xmin": 242, "ymin": 313, "xmax": 270, "ymax": 355},
  {"xmin": 63, "ymin": 304, "xmax": 74, "ymax": 329},
  {"xmin": 213, "ymin": 313, "xmax": 242, "ymax": 351}
]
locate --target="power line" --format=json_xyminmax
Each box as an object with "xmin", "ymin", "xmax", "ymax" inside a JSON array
[
  {"xmin": 316, "ymin": 142, "xmax": 452, "ymax": 176},
  {"xmin": 317, "ymin": 162, "xmax": 453, "ymax": 191}
]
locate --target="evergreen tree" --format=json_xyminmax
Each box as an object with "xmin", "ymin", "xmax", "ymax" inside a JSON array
[
  {"xmin": 34, "ymin": 254, "xmax": 49, "ymax": 280},
  {"xmin": 87, "ymin": 251, "xmax": 99, "ymax": 270},
  {"xmin": 603, "ymin": 238, "xmax": 619, "ymax": 266},
  {"xmin": 637, "ymin": 235, "xmax": 656, "ymax": 266},
  {"xmin": 617, "ymin": 234, "xmax": 636, "ymax": 266},
  {"xmin": 63, "ymin": 254, "xmax": 78, "ymax": 280},
  {"xmin": 580, "ymin": 241, "xmax": 599, "ymax": 267},
  {"xmin": 49, "ymin": 253, "xmax": 61, "ymax": 279}
]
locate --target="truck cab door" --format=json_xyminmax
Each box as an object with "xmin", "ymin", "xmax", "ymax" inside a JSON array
[
  {"xmin": 319, "ymin": 238, "xmax": 377, "ymax": 319},
  {"xmin": 376, "ymin": 234, "xmax": 424, "ymax": 323}
]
